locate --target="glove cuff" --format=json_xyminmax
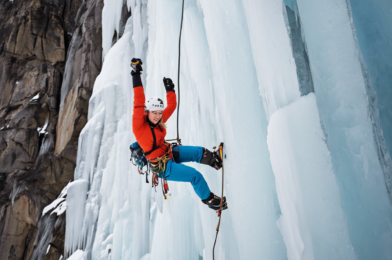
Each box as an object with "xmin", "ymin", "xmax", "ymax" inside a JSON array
[
  {"xmin": 165, "ymin": 87, "xmax": 175, "ymax": 93},
  {"xmin": 132, "ymin": 73, "xmax": 143, "ymax": 88}
]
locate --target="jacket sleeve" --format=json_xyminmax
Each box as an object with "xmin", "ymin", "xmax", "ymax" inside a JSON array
[
  {"xmin": 132, "ymin": 75, "xmax": 146, "ymax": 135},
  {"xmin": 162, "ymin": 91, "xmax": 177, "ymax": 123}
]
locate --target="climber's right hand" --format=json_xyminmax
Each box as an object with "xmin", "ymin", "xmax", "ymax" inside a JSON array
[{"xmin": 131, "ymin": 58, "xmax": 143, "ymax": 75}]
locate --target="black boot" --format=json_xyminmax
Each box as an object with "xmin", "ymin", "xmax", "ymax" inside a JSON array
[
  {"xmin": 202, "ymin": 192, "xmax": 228, "ymax": 211},
  {"xmin": 200, "ymin": 148, "xmax": 222, "ymax": 170}
]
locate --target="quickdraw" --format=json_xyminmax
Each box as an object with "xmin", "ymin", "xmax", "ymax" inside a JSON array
[
  {"xmin": 130, "ymin": 142, "xmax": 150, "ymax": 183},
  {"xmin": 149, "ymin": 142, "xmax": 175, "ymax": 200}
]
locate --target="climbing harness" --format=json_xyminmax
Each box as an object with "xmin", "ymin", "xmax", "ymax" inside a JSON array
[
  {"xmin": 131, "ymin": 140, "xmax": 176, "ymax": 200},
  {"xmin": 213, "ymin": 143, "xmax": 225, "ymax": 260},
  {"xmin": 149, "ymin": 142, "xmax": 174, "ymax": 200}
]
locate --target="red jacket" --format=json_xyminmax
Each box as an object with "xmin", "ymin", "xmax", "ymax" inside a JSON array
[{"xmin": 132, "ymin": 86, "xmax": 177, "ymax": 159}]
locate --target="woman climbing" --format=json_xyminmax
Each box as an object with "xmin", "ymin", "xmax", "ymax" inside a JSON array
[{"xmin": 131, "ymin": 58, "xmax": 227, "ymax": 211}]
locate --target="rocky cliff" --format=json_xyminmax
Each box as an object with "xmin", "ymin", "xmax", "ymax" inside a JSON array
[{"xmin": 0, "ymin": 0, "xmax": 103, "ymax": 259}]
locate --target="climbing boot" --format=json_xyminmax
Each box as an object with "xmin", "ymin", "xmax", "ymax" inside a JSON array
[
  {"xmin": 202, "ymin": 192, "xmax": 228, "ymax": 211},
  {"xmin": 200, "ymin": 148, "xmax": 222, "ymax": 170}
]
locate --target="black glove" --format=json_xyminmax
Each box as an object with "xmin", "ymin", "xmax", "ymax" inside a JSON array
[
  {"xmin": 163, "ymin": 77, "xmax": 175, "ymax": 93},
  {"xmin": 131, "ymin": 58, "xmax": 143, "ymax": 75}
]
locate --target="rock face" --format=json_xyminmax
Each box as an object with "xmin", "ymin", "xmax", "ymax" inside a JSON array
[{"xmin": 0, "ymin": 0, "xmax": 103, "ymax": 259}]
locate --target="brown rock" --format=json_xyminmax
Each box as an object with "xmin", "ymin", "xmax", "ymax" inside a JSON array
[
  {"xmin": 0, "ymin": 195, "xmax": 37, "ymax": 260},
  {"xmin": 0, "ymin": 0, "xmax": 103, "ymax": 259}
]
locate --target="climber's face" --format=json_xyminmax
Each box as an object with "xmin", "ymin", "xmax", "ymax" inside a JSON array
[{"xmin": 148, "ymin": 110, "xmax": 163, "ymax": 124}]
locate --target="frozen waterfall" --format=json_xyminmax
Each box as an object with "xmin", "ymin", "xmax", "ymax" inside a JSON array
[{"xmin": 64, "ymin": 0, "xmax": 392, "ymax": 259}]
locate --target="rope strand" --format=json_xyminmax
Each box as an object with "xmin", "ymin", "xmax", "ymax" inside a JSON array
[
  {"xmin": 213, "ymin": 144, "xmax": 225, "ymax": 260},
  {"xmin": 177, "ymin": 0, "xmax": 185, "ymax": 145}
]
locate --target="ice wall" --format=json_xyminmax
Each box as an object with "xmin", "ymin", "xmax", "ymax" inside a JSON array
[
  {"xmin": 293, "ymin": 0, "xmax": 392, "ymax": 258},
  {"xmin": 349, "ymin": 0, "xmax": 392, "ymax": 158},
  {"xmin": 348, "ymin": 0, "xmax": 392, "ymax": 203},
  {"xmin": 268, "ymin": 94, "xmax": 355, "ymax": 260},
  {"xmin": 63, "ymin": 0, "xmax": 392, "ymax": 259}
]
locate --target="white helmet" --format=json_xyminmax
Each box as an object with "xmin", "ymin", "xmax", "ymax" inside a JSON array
[{"xmin": 146, "ymin": 96, "xmax": 165, "ymax": 111}]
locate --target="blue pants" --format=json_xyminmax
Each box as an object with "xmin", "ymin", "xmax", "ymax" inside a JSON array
[{"xmin": 163, "ymin": 146, "xmax": 211, "ymax": 200}]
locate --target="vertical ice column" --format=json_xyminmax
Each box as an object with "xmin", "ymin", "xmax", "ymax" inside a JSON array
[
  {"xmin": 199, "ymin": 0, "xmax": 287, "ymax": 259},
  {"xmin": 102, "ymin": 0, "xmax": 128, "ymax": 58},
  {"xmin": 65, "ymin": 180, "xmax": 89, "ymax": 257},
  {"xmin": 268, "ymin": 93, "xmax": 356, "ymax": 260},
  {"xmin": 349, "ymin": 0, "xmax": 392, "ymax": 202},
  {"xmin": 242, "ymin": 0, "xmax": 301, "ymax": 119},
  {"xmin": 66, "ymin": 4, "xmax": 149, "ymax": 257},
  {"xmin": 295, "ymin": 0, "xmax": 392, "ymax": 258}
]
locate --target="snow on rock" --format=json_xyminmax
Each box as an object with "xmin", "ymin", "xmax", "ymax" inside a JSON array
[
  {"xmin": 42, "ymin": 198, "xmax": 65, "ymax": 216},
  {"xmin": 42, "ymin": 182, "xmax": 70, "ymax": 216},
  {"xmin": 59, "ymin": 184, "xmax": 69, "ymax": 198},
  {"xmin": 30, "ymin": 93, "xmax": 40, "ymax": 102},
  {"xmin": 268, "ymin": 93, "xmax": 356, "ymax": 260},
  {"xmin": 51, "ymin": 201, "xmax": 67, "ymax": 216}
]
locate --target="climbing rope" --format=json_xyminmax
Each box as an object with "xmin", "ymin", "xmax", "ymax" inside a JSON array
[
  {"xmin": 213, "ymin": 143, "xmax": 225, "ymax": 260},
  {"xmin": 176, "ymin": 0, "xmax": 185, "ymax": 145}
]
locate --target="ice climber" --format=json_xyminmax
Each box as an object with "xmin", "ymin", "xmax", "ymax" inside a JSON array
[{"xmin": 130, "ymin": 58, "xmax": 227, "ymax": 211}]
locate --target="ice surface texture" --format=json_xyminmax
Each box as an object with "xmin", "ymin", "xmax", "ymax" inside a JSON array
[{"xmin": 63, "ymin": 0, "xmax": 392, "ymax": 259}]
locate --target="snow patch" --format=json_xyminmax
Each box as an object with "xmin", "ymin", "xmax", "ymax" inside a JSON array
[
  {"xmin": 37, "ymin": 116, "xmax": 49, "ymax": 135},
  {"xmin": 42, "ymin": 198, "xmax": 65, "ymax": 216},
  {"xmin": 67, "ymin": 250, "xmax": 84, "ymax": 260},
  {"xmin": 51, "ymin": 201, "xmax": 67, "ymax": 216},
  {"xmin": 30, "ymin": 93, "xmax": 40, "ymax": 102}
]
